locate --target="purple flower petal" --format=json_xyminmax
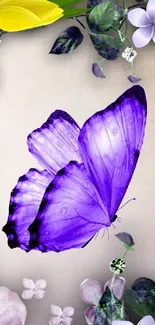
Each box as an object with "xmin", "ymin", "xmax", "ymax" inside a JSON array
[
  {"xmin": 104, "ymin": 276, "xmax": 126, "ymax": 300},
  {"xmin": 22, "ymin": 290, "xmax": 34, "ymax": 300},
  {"xmin": 62, "ymin": 307, "xmax": 74, "ymax": 317},
  {"xmin": 27, "ymin": 110, "xmax": 81, "ymax": 176},
  {"xmin": 138, "ymin": 316, "xmax": 155, "ymax": 325},
  {"xmin": 153, "ymin": 29, "xmax": 155, "ymax": 42},
  {"xmin": 34, "ymin": 289, "xmax": 45, "ymax": 299},
  {"xmin": 49, "ymin": 316, "xmax": 61, "ymax": 325},
  {"xmin": 132, "ymin": 25, "xmax": 154, "ymax": 47},
  {"xmin": 80, "ymin": 279, "xmax": 102, "ymax": 304},
  {"xmin": 128, "ymin": 8, "xmax": 151, "ymax": 27},
  {"xmin": 51, "ymin": 306, "xmax": 62, "ymax": 317},
  {"xmin": 147, "ymin": 0, "xmax": 155, "ymax": 23},
  {"xmin": 35, "ymin": 279, "xmax": 46, "ymax": 290},
  {"xmin": 61, "ymin": 316, "xmax": 73, "ymax": 325},
  {"xmin": 23, "ymin": 279, "xmax": 35, "ymax": 289},
  {"xmin": 2, "ymin": 169, "xmax": 52, "ymax": 251},
  {"xmin": 128, "ymin": 75, "xmax": 141, "ymax": 83},
  {"xmin": 85, "ymin": 307, "xmax": 95, "ymax": 325}
]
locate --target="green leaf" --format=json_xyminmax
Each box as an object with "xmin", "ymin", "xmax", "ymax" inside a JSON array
[
  {"xmin": 94, "ymin": 308, "xmax": 107, "ymax": 325},
  {"xmin": 123, "ymin": 289, "xmax": 152, "ymax": 317},
  {"xmin": 132, "ymin": 277, "xmax": 155, "ymax": 306},
  {"xmin": 63, "ymin": 7, "xmax": 89, "ymax": 18},
  {"xmin": 92, "ymin": 62, "xmax": 105, "ymax": 78},
  {"xmin": 49, "ymin": 26, "xmax": 83, "ymax": 54},
  {"xmin": 87, "ymin": 0, "xmax": 123, "ymax": 33},
  {"xmin": 89, "ymin": 32, "xmax": 123, "ymax": 60},
  {"xmin": 124, "ymin": 281, "xmax": 155, "ymax": 319},
  {"xmin": 49, "ymin": 0, "xmax": 83, "ymax": 8},
  {"xmin": 115, "ymin": 232, "xmax": 135, "ymax": 248},
  {"xmin": 96, "ymin": 287, "xmax": 128, "ymax": 324}
]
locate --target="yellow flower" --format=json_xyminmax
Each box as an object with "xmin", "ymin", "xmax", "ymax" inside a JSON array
[{"xmin": 0, "ymin": 0, "xmax": 64, "ymax": 32}]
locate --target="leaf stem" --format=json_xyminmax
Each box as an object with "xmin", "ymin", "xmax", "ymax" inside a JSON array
[
  {"xmin": 128, "ymin": 4, "xmax": 146, "ymax": 10},
  {"xmin": 121, "ymin": 246, "xmax": 130, "ymax": 260},
  {"xmin": 122, "ymin": 0, "xmax": 127, "ymax": 10},
  {"xmin": 117, "ymin": 29, "xmax": 132, "ymax": 46},
  {"xmin": 110, "ymin": 272, "xmax": 116, "ymax": 290},
  {"xmin": 72, "ymin": 17, "xmax": 85, "ymax": 29}
]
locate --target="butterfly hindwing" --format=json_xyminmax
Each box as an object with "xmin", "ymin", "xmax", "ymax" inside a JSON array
[{"xmin": 29, "ymin": 162, "xmax": 110, "ymax": 252}]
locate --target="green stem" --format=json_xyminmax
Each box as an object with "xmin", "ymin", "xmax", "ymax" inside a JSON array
[
  {"xmin": 116, "ymin": 29, "xmax": 132, "ymax": 46},
  {"xmin": 121, "ymin": 246, "xmax": 130, "ymax": 260},
  {"xmin": 95, "ymin": 58, "xmax": 105, "ymax": 65},
  {"xmin": 130, "ymin": 61, "xmax": 133, "ymax": 74},
  {"xmin": 122, "ymin": 0, "xmax": 127, "ymax": 10},
  {"xmin": 119, "ymin": 17, "xmax": 127, "ymax": 30},
  {"xmin": 110, "ymin": 272, "xmax": 116, "ymax": 290},
  {"xmin": 124, "ymin": 18, "xmax": 128, "ymax": 36},
  {"xmin": 121, "ymin": 300, "xmax": 125, "ymax": 319},
  {"xmin": 72, "ymin": 17, "xmax": 85, "ymax": 29}
]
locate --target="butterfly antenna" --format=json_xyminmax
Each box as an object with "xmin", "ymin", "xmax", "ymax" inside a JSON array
[
  {"xmin": 112, "ymin": 223, "xmax": 116, "ymax": 229},
  {"xmin": 106, "ymin": 228, "xmax": 110, "ymax": 240},
  {"xmin": 101, "ymin": 228, "xmax": 105, "ymax": 238},
  {"xmin": 95, "ymin": 231, "xmax": 99, "ymax": 239},
  {"xmin": 118, "ymin": 197, "xmax": 136, "ymax": 211}
]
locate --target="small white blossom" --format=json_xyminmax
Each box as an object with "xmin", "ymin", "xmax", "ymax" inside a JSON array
[
  {"xmin": 22, "ymin": 278, "xmax": 46, "ymax": 300},
  {"xmin": 49, "ymin": 305, "xmax": 74, "ymax": 325},
  {"xmin": 122, "ymin": 47, "xmax": 137, "ymax": 63}
]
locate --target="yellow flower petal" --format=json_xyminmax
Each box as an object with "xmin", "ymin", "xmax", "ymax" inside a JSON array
[
  {"xmin": 0, "ymin": 6, "xmax": 40, "ymax": 32},
  {"xmin": 40, "ymin": 7, "xmax": 64, "ymax": 25},
  {"xmin": 1, "ymin": 0, "xmax": 60, "ymax": 21}
]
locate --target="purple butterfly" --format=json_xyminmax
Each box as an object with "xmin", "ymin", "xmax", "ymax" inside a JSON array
[{"xmin": 3, "ymin": 85, "xmax": 147, "ymax": 252}]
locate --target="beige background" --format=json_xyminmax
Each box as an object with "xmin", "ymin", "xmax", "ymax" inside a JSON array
[{"xmin": 0, "ymin": 12, "xmax": 155, "ymax": 325}]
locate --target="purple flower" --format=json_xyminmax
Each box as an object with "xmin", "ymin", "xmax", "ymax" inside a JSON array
[
  {"xmin": 80, "ymin": 277, "xmax": 126, "ymax": 325},
  {"xmin": 128, "ymin": 0, "xmax": 155, "ymax": 47},
  {"xmin": 112, "ymin": 315, "xmax": 155, "ymax": 325}
]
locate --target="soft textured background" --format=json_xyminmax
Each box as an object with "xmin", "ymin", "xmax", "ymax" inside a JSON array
[{"xmin": 0, "ymin": 8, "xmax": 155, "ymax": 325}]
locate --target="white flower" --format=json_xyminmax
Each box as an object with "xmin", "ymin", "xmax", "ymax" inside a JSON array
[
  {"xmin": 22, "ymin": 278, "xmax": 46, "ymax": 300},
  {"xmin": 49, "ymin": 305, "xmax": 74, "ymax": 325},
  {"xmin": 0, "ymin": 286, "xmax": 27, "ymax": 325},
  {"xmin": 122, "ymin": 47, "xmax": 137, "ymax": 63}
]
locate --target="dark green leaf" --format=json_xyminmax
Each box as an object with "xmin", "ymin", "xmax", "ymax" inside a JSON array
[
  {"xmin": 115, "ymin": 232, "xmax": 135, "ymax": 247},
  {"xmin": 132, "ymin": 277, "xmax": 155, "ymax": 306},
  {"xmin": 87, "ymin": 0, "xmax": 123, "ymax": 33},
  {"xmin": 63, "ymin": 7, "xmax": 89, "ymax": 18},
  {"xmin": 94, "ymin": 308, "xmax": 107, "ymax": 325},
  {"xmin": 49, "ymin": 0, "xmax": 83, "ymax": 8},
  {"xmin": 89, "ymin": 32, "xmax": 122, "ymax": 60},
  {"xmin": 99, "ymin": 287, "xmax": 120, "ymax": 308},
  {"xmin": 49, "ymin": 26, "xmax": 83, "ymax": 55},
  {"xmin": 98, "ymin": 287, "xmax": 128, "ymax": 324},
  {"xmin": 123, "ymin": 289, "xmax": 152, "ymax": 317},
  {"xmin": 92, "ymin": 63, "xmax": 105, "ymax": 78}
]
